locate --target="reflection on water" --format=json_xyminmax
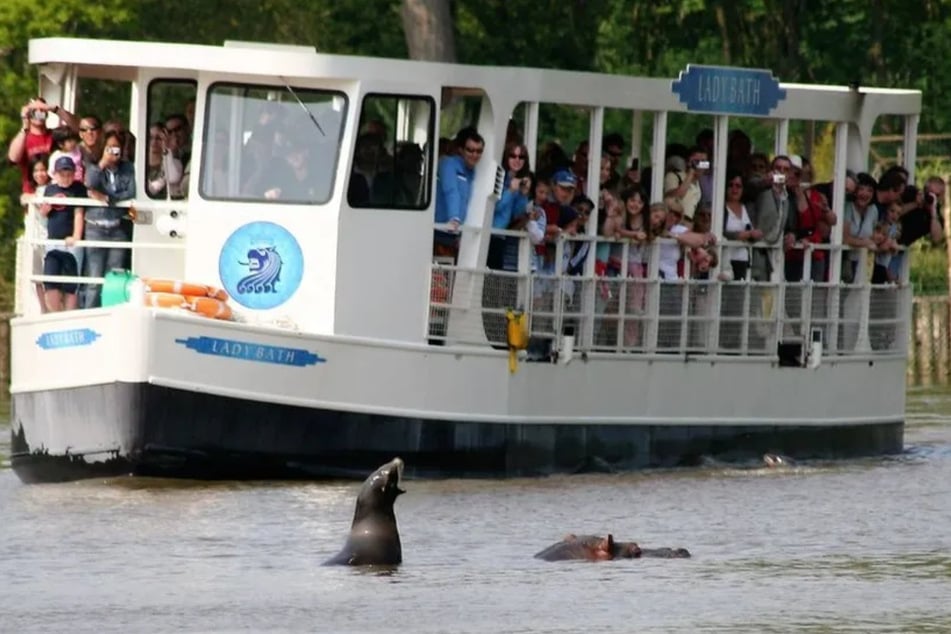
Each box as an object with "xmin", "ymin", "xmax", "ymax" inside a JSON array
[{"xmin": 2, "ymin": 391, "xmax": 951, "ymax": 633}]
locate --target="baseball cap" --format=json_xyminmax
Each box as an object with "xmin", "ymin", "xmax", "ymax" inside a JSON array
[
  {"xmin": 552, "ymin": 169, "xmax": 577, "ymax": 188},
  {"xmin": 54, "ymin": 156, "xmax": 76, "ymax": 172}
]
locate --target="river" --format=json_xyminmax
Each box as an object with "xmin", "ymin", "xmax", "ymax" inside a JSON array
[{"xmin": 2, "ymin": 391, "xmax": 950, "ymax": 633}]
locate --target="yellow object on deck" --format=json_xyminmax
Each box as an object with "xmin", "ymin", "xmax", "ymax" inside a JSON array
[{"xmin": 506, "ymin": 309, "xmax": 529, "ymax": 374}]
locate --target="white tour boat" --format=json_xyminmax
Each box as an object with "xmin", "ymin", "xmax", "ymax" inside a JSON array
[{"xmin": 9, "ymin": 37, "xmax": 919, "ymax": 482}]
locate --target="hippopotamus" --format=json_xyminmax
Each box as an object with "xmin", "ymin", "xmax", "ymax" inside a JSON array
[
  {"xmin": 534, "ymin": 534, "xmax": 691, "ymax": 562},
  {"xmin": 323, "ymin": 457, "xmax": 405, "ymax": 566},
  {"xmin": 638, "ymin": 547, "xmax": 692, "ymax": 558},
  {"xmin": 763, "ymin": 453, "xmax": 797, "ymax": 468},
  {"xmin": 534, "ymin": 534, "xmax": 641, "ymax": 561}
]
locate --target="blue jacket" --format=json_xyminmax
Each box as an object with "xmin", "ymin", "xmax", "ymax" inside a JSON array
[
  {"xmin": 492, "ymin": 174, "xmax": 529, "ymax": 229},
  {"xmin": 86, "ymin": 160, "xmax": 136, "ymax": 223},
  {"xmin": 435, "ymin": 154, "xmax": 474, "ymax": 224}
]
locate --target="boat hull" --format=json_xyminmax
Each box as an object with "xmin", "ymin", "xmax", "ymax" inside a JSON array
[
  {"xmin": 10, "ymin": 381, "xmax": 904, "ymax": 483},
  {"xmin": 9, "ymin": 306, "xmax": 907, "ymax": 483}
]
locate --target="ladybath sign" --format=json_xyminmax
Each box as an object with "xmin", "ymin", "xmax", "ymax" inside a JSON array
[{"xmin": 672, "ymin": 64, "xmax": 786, "ymax": 117}]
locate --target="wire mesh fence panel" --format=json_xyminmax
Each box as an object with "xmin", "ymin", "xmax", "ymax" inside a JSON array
[
  {"xmin": 908, "ymin": 296, "xmax": 951, "ymax": 387},
  {"xmin": 868, "ymin": 285, "xmax": 905, "ymax": 353}
]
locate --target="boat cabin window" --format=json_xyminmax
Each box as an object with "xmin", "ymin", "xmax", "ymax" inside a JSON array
[
  {"xmin": 347, "ymin": 94, "xmax": 435, "ymax": 210},
  {"xmin": 146, "ymin": 79, "xmax": 197, "ymax": 200},
  {"xmin": 200, "ymin": 82, "xmax": 348, "ymax": 204}
]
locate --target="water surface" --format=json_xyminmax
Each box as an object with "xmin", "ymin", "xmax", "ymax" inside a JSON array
[{"xmin": 2, "ymin": 392, "xmax": 950, "ymax": 633}]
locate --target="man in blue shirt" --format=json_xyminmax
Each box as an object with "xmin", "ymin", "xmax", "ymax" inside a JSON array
[{"xmin": 434, "ymin": 127, "xmax": 484, "ymax": 259}]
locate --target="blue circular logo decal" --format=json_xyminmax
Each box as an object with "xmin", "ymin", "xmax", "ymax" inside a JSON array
[{"xmin": 219, "ymin": 221, "xmax": 303, "ymax": 310}]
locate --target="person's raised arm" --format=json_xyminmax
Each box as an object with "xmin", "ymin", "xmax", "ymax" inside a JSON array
[{"xmin": 7, "ymin": 102, "xmax": 32, "ymax": 164}]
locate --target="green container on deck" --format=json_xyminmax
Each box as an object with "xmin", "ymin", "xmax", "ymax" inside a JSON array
[{"xmin": 101, "ymin": 269, "xmax": 139, "ymax": 307}]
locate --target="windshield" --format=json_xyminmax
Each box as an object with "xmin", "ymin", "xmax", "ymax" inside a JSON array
[{"xmin": 201, "ymin": 82, "xmax": 347, "ymax": 204}]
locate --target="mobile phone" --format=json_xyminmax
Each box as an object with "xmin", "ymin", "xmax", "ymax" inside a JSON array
[{"xmin": 772, "ymin": 173, "xmax": 786, "ymax": 185}]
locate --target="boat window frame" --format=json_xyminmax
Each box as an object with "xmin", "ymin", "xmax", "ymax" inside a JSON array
[
  {"xmin": 347, "ymin": 91, "xmax": 437, "ymax": 211},
  {"xmin": 199, "ymin": 80, "xmax": 349, "ymax": 205},
  {"xmin": 144, "ymin": 77, "xmax": 198, "ymax": 200}
]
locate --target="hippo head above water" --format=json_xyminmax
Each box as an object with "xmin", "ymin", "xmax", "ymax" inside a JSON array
[
  {"xmin": 534, "ymin": 534, "xmax": 643, "ymax": 562},
  {"xmin": 535, "ymin": 534, "xmax": 691, "ymax": 562}
]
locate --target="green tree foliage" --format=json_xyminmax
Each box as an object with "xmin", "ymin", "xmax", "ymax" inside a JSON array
[{"xmin": 0, "ymin": 0, "xmax": 135, "ymax": 299}]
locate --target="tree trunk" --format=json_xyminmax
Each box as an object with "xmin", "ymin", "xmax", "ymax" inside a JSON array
[{"xmin": 400, "ymin": 0, "xmax": 456, "ymax": 62}]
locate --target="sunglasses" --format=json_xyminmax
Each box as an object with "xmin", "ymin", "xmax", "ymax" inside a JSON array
[
  {"xmin": 463, "ymin": 146, "xmax": 484, "ymax": 155},
  {"xmin": 79, "ymin": 126, "xmax": 100, "ymax": 132}
]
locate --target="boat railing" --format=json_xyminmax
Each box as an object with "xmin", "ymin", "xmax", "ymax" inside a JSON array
[
  {"xmin": 428, "ymin": 226, "xmax": 910, "ymax": 360},
  {"xmin": 15, "ymin": 195, "xmax": 187, "ymax": 316}
]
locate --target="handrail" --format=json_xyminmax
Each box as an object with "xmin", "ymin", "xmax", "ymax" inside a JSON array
[
  {"xmin": 17, "ymin": 197, "xmax": 190, "ymax": 313},
  {"xmin": 429, "ymin": 222, "xmax": 910, "ymax": 358}
]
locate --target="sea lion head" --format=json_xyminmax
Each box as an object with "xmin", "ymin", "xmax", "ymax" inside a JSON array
[
  {"xmin": 355, "ymin": 457, "xmax": 404, "ymax": 513},
  {"xmin": 763, "ymin": 453, "xmax": 795, "ymax": 468}
]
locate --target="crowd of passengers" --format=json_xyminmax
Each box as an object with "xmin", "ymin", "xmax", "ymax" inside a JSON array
[
  {"xmin": 433, "ymin": 124, "xmax": 946, "ymax": 292},
  {"xmin": 6, "ymin": 97, "xmax": 195, "ymax": 313}
]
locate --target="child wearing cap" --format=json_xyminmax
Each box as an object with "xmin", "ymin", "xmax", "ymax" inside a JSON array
[
  {"xmin": 49, "ymin": 126, "xmax": 85, "ymax": 185},
  {"xmin": 38, "ymin": 156, "xmax": 86, "ymax": 311}
]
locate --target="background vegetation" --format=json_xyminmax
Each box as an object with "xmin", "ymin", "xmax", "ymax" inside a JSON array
[{"xmin": 1, "ymin": 0, "xmax": 949, "ymax": 301}]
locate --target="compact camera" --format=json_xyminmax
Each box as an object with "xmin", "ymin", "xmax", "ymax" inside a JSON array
[
  {"xmin": 692, "ymin": 159, "xmax": 711, "ymax": 170},
  {"xmin": 772, "ymin": 173, "xmax": 786, "ymax": 185}
]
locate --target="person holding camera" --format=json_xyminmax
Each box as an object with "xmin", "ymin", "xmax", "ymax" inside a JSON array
[
  {"xmin": 489, "ymin": 141, "xmax": 533, "ymax": 270},
  {"xmin": 887, "ymin": 175, "xmax": 946, "ymax": 280},
  {"xmin": 663, "ymin": 147, "xmax": 707, "ymax": 221},
  {"xmin": 8, "ymin": 98, "xmax": 78, "ymax": 195},
  {"xmin": 83, "ymin": 130, "xmax": 136, "ymax": 308},
  {"xmin": 750, "ymin": 155, "xmax": 793, "ymax": 281},
  {"xmin": 146, "ymin": 121, "xmax": 184, "ymax": 199}
]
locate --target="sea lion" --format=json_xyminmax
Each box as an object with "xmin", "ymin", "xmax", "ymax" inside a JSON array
[
  {"xmin": 534, "ymin": 534, "xmax": 641, "ymax": 561},
  {"xmin": 323, "ymin": 457, "xmax": 405, "ymax": 566},
  {"xmin": 763, "ymin": 453, "xmax": 796, "ymax": 468}
]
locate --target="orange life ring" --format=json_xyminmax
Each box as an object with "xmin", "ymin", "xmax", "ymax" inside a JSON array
[
  {"xmin": 185, "ymin": 296, "xmax": 233, "ymax": 320},
  {"xmin": 144, "ymin": 292, "xmax": 233, "ymax": 321},
  {"xmin": 145, "ymin": 292, "xmax": 188, "ymax": 309},
  {"xmin": 142, "ymin": 278, "xmax": 229, "ymax": 302}
]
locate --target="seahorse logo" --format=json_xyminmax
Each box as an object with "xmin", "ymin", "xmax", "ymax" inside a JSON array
[
  {"xmin": 237, "ymin": 247, "xmax": 283, "ymax": 294},
  {"xmin": 219, "ymin": 221, "xmax": 304, "ymax": 310}
]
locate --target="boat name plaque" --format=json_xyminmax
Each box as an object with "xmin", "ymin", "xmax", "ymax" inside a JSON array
[
  {"xmin": 174, "ymin": 336, "xmax": 326, "ymax": 367},
  {"xmin": 671, "ymin": 64, "xmax": 786, "ymax": 116},
  {"xmin": 36, "ymin": 328, "xmax": 101, "ymax": 350}
]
